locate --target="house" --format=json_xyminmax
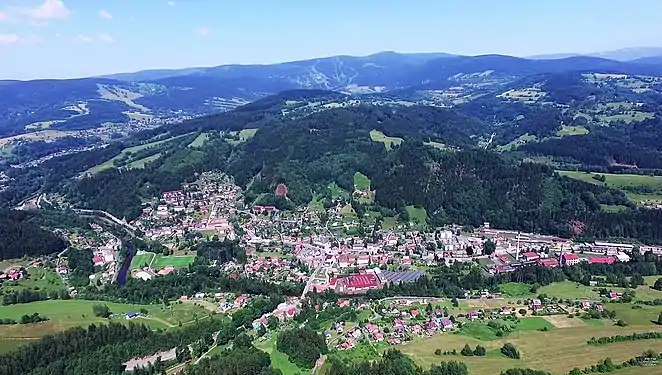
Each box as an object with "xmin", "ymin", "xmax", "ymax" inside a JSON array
[
  {"xmin": 561, "ymin": 253, "xmax": 581, "ymax": 266},
  {"xmin": 467, "ymin": 311, "xmax": 479, "ymax": 320},
  {"xmin": 521, "ymin": 252, "xmax": 540, "ymax": 261},
  {"xmin": 410, "ymin": 309, "xmax": 420, "ymax": 319},
  {"xmin": 531, "ymin": 299, "xmax": 542, "ymax": 311},
  {"xmin": 440, "ymin": 317, "xmax": 454, "ymax": 330},
  {"xmin": 126, "ymin": 312, "xmax": 139, "ymax": 319},
  {"xmin": 537, "ymin": 258, "xmax": 559, "ymax": 268}
]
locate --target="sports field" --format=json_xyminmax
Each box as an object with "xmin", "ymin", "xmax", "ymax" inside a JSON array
[
  {"xmin": 130, "ymin": 252, "xmax": 195, "ymax": 270},
  {"xmin": 151, "ymin": 254, "xmax": 195, "ymax": 269},
  {"xmin": 395, "ymin": 324, "xmax": 662, "ymax": 375},
  {"xmin": 370, "ymin": 129, "xmax": 403, "ymax": 150},
  {"xmin": 130, "ymin": 251, "xmax": 156, "ymax": 270}
]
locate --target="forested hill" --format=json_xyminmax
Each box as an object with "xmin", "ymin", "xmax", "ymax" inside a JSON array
[
  {"xmin": 0, "ymin": 210, "xmax": 68, "ymax": 260},
  {"xmin": 44, "ymin": 94, "xmax": 662, "ymax": 243}
]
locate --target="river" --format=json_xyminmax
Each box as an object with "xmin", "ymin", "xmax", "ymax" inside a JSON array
[{"xmin": 116, "ymin": 242, "xmax": 136, "ymax": 286}]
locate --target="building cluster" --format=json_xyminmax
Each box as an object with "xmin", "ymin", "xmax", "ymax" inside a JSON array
[{"xmin": 133, "ymin": 173, "xmax": 240, "ymax": 241}]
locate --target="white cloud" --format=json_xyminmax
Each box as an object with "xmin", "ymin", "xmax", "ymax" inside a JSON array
[
  {"xmin": 195, "ymin": 26, "xmax": 211, "ymax": 37},
  {"xmin": 21, "ymin": 0, "xmax": 70, "ymax": 20},
  {"xmin": 72, "ymin": 34, "xmax": 93, "ymax": 43},
  {"xmin": 0, "ymin": 34, "xmax": 41, "ymax": 45},
  {"xmin": 99, "ymin": 9, "xmax": 113, "ymax": 20},
  {"xmin": 98, "ymin": 33, "xmax": 115, "ymax": 43},
  {"xmin": 72, "ymin": 34, "xmax": 115, "ymax": 44}
]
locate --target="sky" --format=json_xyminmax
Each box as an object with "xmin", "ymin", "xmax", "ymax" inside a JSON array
[{"xmin": 1, "ymin": 0, "xmax": 662, "ymax": 80}]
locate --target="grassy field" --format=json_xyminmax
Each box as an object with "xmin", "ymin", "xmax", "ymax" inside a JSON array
[
  {"xmin": 405, "ymin": 206, "xmax": 427, "ymax": 226},
  {"xmin": 558, "ymin": 170, "xmax": 662, "ymax": 204},
  {"xmin": 370, "ymin": 129, "xmax": 403, "ymax": 150},
  {"xmin": 499, "ymin": 282, "xmax": 535, "ymax": 298},
  {"xmin": 424, "ymin": 141, "xmax": 447, "ymax": 149},
  {"xmin": 0, "ymin": 299, "xmax": 210, "ymax": 347},
  {"xmin": 396, "ymin": 324, "xmax": 662, "ymax": 375},
  {"xmin": 125, "ymin": 153, "xmax": 162, "ymax": 169},
  {"xmin": 1, "ymin": 267, "xmax": 65, "ymax": 294},
  {"xmin": 188, "ymin": 133, "xmax": 210, "ymax": 148},
  {"xmin": 255, "ymin": 334, "xmax": 305, "ymax": 375},
  {"xmin": 130, "ymin": 251, "xmax": 156, "ymax": 270},
  {"xmin": 328, "ymin": 182, "xmax": 349, "ymax": 199},
  {"xmin": 353, "ymin": 172, "xmax": 371, "ymax": 191},
  {"xmin": 604, "ymin": 303, "xmax": 661, "ymax": 326},
  {"xmin": 227, "ymin": 128, "xmax": 259, "ymax": 145},
  {"xmin": 557, "ymin": 125, "xmax": 589, "ymax": 137},
  {"xmin": 497, "ymin": 133, "xmax": 538, "ymax": 151},
  {"xmin": 86, "ymin": 135, "xmax": 187, "ymax": 174},
  {"xmin": 151, "ymin": 254, "xmax": 195, "ymax": 269}
]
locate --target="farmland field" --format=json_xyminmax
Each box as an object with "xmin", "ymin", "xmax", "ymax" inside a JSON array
[
  {"xmin": 537, "ymin": 281, "xmax": 601, "ymax": 300},
  {"xmin": 227, "ymin": 128, "xmax": 258, "ymax": 144},
  {"xmin": 151, "ymin": 254, "xmax": 195, "ymax": 269},
  {"xmin": 125, "ymin": 153, "xmax": 162, "ymax": 169},
  {"xmin": 395, "ymin": 324, "xmax": 662, "ymax": 375},
  {"xmin": 370, "ymin": 129, "xmax": 403, "ymax": 150},
  {"xmin": 353, "ymin": 172, "xmax": 371, "ymax": 191}
]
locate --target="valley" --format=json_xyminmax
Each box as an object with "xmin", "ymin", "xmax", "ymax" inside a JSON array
[{"xmin": 3, "ymin": 51, "xmax": 662, "ymax": 375}]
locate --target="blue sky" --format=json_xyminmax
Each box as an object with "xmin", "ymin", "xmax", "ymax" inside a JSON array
[{"xmin": 1, "ymin": 0, "xmax": 661, "ymax": 80}]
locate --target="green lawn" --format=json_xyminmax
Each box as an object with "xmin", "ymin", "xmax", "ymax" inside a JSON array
[
  {"xmin": 151, "ymin": 254, "xmax": 195, "ymax": 269},
  {"xmin": 515, "ymin": 317, "xmax": 555, "ymax": 331},
  {"xmin": 604, "ymin": 303, "xmax": 661, "ymax": 326},
  {"xmin": 497, "ymin": 133, "xmax": 538, "ymax": 151},
  {"xmin": 130, "ymin": 251, "xmax": 156, "ymax": 270},
  {"xmin": 537, "ymin": 281, "xmax": 600, "ymax": 300},
  {"xmin": 405, "ymin": 206, "xmax": 427, "ymax": 226},
  {"xmin": 1, "ymin": 267, "xmax": 64, "ymax": 294},
  {"xmin": 499, "ymin": 282, "xmax": 534, "ymax": 298},
  {"xmin": 328, "ymin": 182, "xmax": 349, "ymax": 199},
  {"xmin": 0, "ymin": 338, "xmax": 37, "ymax": 354},
  {"xmin": 353, "ymin": 172, "xmax": 371, "ymax": 191},
  {"xmin": 370, "ymin": 129, "xmax": 403, "ymax": 150},
  {"xmin": 188, "ymin": 133, "xmax": 210, "ymax": 148},
  {"xmin": 459, "ymin": 322, "xmax": 501, "ymax": 340},
  {"xmin": 557, "ymin": 125, "xmax": 589, "ymax": 137}
]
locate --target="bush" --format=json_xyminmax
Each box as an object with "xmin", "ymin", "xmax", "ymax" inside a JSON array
[
  {"xmin": 460, "ymin": 344, "xmax": 474, "ymax": 356},
  {"xmin": 616, "ymin": 319, "xmax": 628, "ymax": 327},
  {"xmin": 435, "ymin": 349, "xmax": 442, "ymax": 356},
  {"xmin": 518, "ymin": 309, "xmax": 527, "ymax": 316},
  {"xmin": 92, "ymin": 304, "xmax": 111, "ymax": 318},
  {"xmin": 501, "ymin": 343, "xmax": 520, "ymax": 359},
  {"xmin": 473, "ymin": 345, "xmax": 487, "ymax": 356}
]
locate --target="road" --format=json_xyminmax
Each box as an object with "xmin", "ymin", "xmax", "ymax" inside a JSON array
[{"xmin": 73, "ymin": 208, "xmax": 138, "ymax": 231}]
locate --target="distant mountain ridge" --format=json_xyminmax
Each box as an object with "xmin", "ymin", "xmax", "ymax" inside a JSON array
[{"xmin": 2, "ymin": 50, "xmax": 662, "ymax": 137}]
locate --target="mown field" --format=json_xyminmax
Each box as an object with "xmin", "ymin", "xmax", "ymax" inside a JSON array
[
  {"xmin": 0, "ymin": 299, "xmax": 210, "ymax": 352},
  {"xmin": 394, "ymin": 324, "xmax": 662, "ymax": 375},
  {"xmin": 557, "ymin": 125, "xmax": 589, "ymax": 137},
  {"xmin": 130, "ymin": 252, "xmax": 195, "ymax": 270},
  {"xmin": 1, "ymin": 267, "xmax": 65, "ymax": 294},
  {"xmin": 558, "ymin": 170, "xmax": 662, "ymax": 204}
]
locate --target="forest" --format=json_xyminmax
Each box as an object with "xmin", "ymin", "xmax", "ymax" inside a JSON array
[{"xmin": 0, "ymin": 210, "xmax": 67, "ymax": 260}]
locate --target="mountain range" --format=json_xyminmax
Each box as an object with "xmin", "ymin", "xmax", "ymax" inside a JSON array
[{"xmin": 3, "ymin": 49, "xmax": 662, "ymax": 137}]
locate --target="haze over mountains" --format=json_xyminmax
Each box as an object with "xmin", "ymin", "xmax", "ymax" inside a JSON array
[{"xmin": 2, "ymin": 47, "xmax": 662, "ymax": 137}]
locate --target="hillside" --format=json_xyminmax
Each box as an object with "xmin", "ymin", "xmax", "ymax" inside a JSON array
[
  {"xmin": 2, "ymin": 52, "xmax": 662, "ymax": 139},
  {"xmin": 23, "ymin": 95, "xmax": 656, "ymax": 243}
]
